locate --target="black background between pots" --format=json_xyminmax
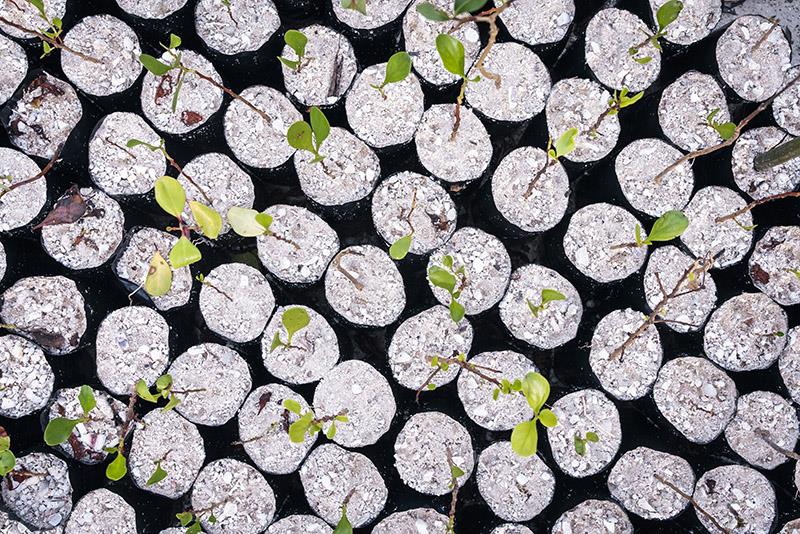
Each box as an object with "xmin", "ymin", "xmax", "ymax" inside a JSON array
[{"xmin": 0, "ymin": 0, "xmax": 799, "ymax": 532}]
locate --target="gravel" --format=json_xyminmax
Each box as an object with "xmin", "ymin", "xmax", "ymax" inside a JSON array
[
  {"xmin": 681, "ymin": 186, "xmax": 754, "ymax": 268},
  {"xmin": 415, "ymin": 104, "xmax": 493, "ymax": 183},
  {"xmin": 257, "ymin": 204, "xmax": 339, "ymax": 284},
  {"xmin": 194, "ymin": 0, "xmax": 280, "ymax": 55},
  {"xmin": 325, "ymin": 245, "xmax": 405, "ymax": 327},
  {"xmin": 693, "ymin": 465, "xmax": 776, "ymax": 534},
  {"xmin": 345, "ymin": 63, "xmax": 425, "ymax": 148},
  {"xmin": 563, "ymin": 203, "xmax": 648, "ymax": 283},
  {"xmin": 652, "ymin": 356, "xmax": 738, "ymax": 444},
  {"xmin": 607, "ymin": 447, "xmax": 694, "ymax": 519},
  {"xmin": 477, "ymin": 440, "xmax": 555, "ymax": 522},
  {"xmin": 394, "ymin": 411, "xmax": 474, "ymax": 496},
  {"xmin": 371, "ymin": 171, "xmax": 457, "ymax": 256},
  {"xmin": 774, "ymin": 66, "xmax": 800, "ymax": 136},
  {"xmin": 551, "ymin": 499, "xmax": 633, "ymax": 534},
  {"xmin": 658, "ymin": 70, "xmax": 731, "ymax": 152},
  {"xmin": 0, "ymin": 34, "xmax": 27, "ymax": 104},
  {"xmin": 499, "ymin": 264, "xmax": 582, "ymax": 349},
  {"xmin": 294, "ymin": 127, "xmax": 380, "ymax": 206},
  {"xmin": 643, "ymin": 245, "xmax": 718, "ymax": 333},
  {"xmin": 783, "ymin": 520, "xmax": 800, "ymax": 534},
  {"xmin": 300, "ymin": 443, "xmax": 387, "ymax": 528},
  {"xmin": 457, "ymin": 350, "xmax": 536, "ymax": 430},
  {"xmin": 0, "ymin": 148, "xmax": 46, "ymax": 231},
  {"xmin": 749, "ymin": 225, "xmax": 800, "ymax": 306},
  {"xmin": 267, "ymin": 515, "xmax": 331, "ymax": 534},
  {"xmin": 491, "ymin": 525, "xmax": 534, "ymax": 534},
  {"xmin": 732, "ymin": 127, "xmax": 800, "ymax": 199},
  {"xmin": 198, "ymin": 262, "xmax": 274, "ymax": 343},
  {"xmin": 262, "ymin": 304, "xmax": 339, "ymax": 384},
  {"xmin": 465, "ymin": 42, "xmax": 551, "ymax": 122},
  {"xmin": 427, "ymin": 227, "xmax": 511, "ymax": 315},
  {"xmin": 779, "ymin": 327, "xmax": 800, "ymax": 404},
  {"xmin": 1, "ymin": 452, "xmax": 72, "ymax": 530},
  {"xmin": 0, "ymin": 0, "xmax": 66, "ymax": 39},
  {"xmin": 280, "ymin": 25, "xmax": 357, "ymax": 107},
  {"xmin": 388, "ymin": 305, "xmax": 473, "ymax": 390},
  {"xmin": 191, "ymin": 458, "xmax": 275, "ymax": 534},
  {"xmin": 88, "ymin": 112, "xmax": 167, "ymax": 196},
  {"xmin": 115, "ymin": 0, "xmax": 187, "ymax": 18},
  {"xmin": 648, "ymin": 0, "xmax": 720, "ymax": 44},
  {"xmin": 64, "ymin": 489, "xmax": 136, "ymax": 534},
  {"xmin": 140, "ymin": 49, "xmax": 223, "ymax": 134},
  {"xmin": 223, "ymin": 85, "xmax": 301, "ymax": 169},
  {"xmin": 589, "ymin": 308, "xmax": 662, "ymax": 401},
  {"xmin": 585, "ymin": 9, "xmax": 661, "ymax": 91},
  {"xmin": 545, "ymin": 77, "xmax": 620, "ymax": 163},
  {"xmin": 372, "ymin": 508, "xmax": 449, "ymax": 534},
  {"xmin": 167, "ymin": 343, "xmax": 252, "ymax": 426},
  {"xmin": 313, "ymin": 359, "xmax": 396, "ymax": 447},
  {"xmin": 128, "ymin": 408, "xmax": 205, "ymax": 499},
  {"xmin": 61, "ymin": 15, "xmax": 142, "ymax": 97},
  {"xmin": 5, "ymin": 73, "xmax": 82, "ymax": 159},
  {"xmin": 333, "ymin": 0, "xmax": 411, "ymax": 29},
  {"xmin": 495, "ymin": 0, "xmax": 574, "ymax": 46},
  {"xmin": 491, "ymin": 146, "xmax": 569, "ymax": 233},
  {"xmin": 0, "ymin": 510, "xmax": 32, "ymax": 534},
  {"xmin": 40, "ymin": 187, "xmax": 125, "ymax": 270},
  {"xmin": 614, "ymin": 138, "xmax": 694, "ymax": 217},
  {"xmin": 0, "ymin": 275, "xmax": 86, "ymax": 355},
  {"xmin": 724, "ymin": 390, "xmax": 798, "ymax": 470},
  {"xmin": 704, "ymin": 292, "xmax": 788, "ymax": 371},
  {"xmin": 0, "ymin": 334, "xmax": 54, "ymax": 418},
  {"xmin": 716, "ymin": 15, "xmax": 792, "ymax": 102},
  {"xmin": 238, "ymin": 383, "xmax": 316, "ymax": 474}
]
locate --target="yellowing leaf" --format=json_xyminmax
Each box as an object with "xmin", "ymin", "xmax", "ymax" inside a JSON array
[
  {"xmin": 154, "ymin": 176, "xmax": 186, "ymax": 218},
  {"xmin": 228, "ymin": 206, "xmax": 269, "ymax": 237},
  {"xmin": 189, "ymin": 201, "xmax": 222, "ymax": 239},
  {"xmin": 169, "ymin": 237, "xmax": 201, "ymax": 268},
  {"xmin": 145, "ymin": 251, "xmax": 172, "ymax": 297},
  {"xmin": 511, "ymin": 420, "xmax": 538, "ymax": 456}
]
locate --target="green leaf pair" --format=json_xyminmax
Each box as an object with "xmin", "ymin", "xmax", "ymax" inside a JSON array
[
  {"xmin": 417, "ymin": 0, "xmax": 489, "ymax": 21},
  {"xmin": 428, "ymin": 255, "xmax": 466, "ymax": 322},
  {"xmin": 44, "ymin": 385, "xmax": 96, "ymax": 446},
  {"xmin": 635, "ymin": 210, "xmax": 689, "ymax": 247},
  {"xmin": 227, "ymin": 206, "xmax": 273, "ymax": 237},
  {"xmin": 574, "ymin": 431, "xmax": 600, "ymax": 456},
  {"xmin": 287, "ymin": 107, "xmax": 330, "ymax": 163},
  {"xmin": 278, "ymin": 29, "xmax": 308, "ymax": 71},
  {"xmin": 136, "ymin": 374, "xmax": 181, "ymax": 413},
  {"xmin": 547, "ymin": 128, "xmax": 578, "ymax": 161},
  {"xmin": 270, "ymin": 307, "xmax": 311, "ymax": 352},
  {"xmin": 510, "ymin": 372, "xmax": 558, "ymax": 457},
  {"xmin": 526, "ymin": 289, "xmax": 566, "ymax": 317},
  {"xmin": 371, "ymin": 52, "xmax": 412, "ymax": 97}
]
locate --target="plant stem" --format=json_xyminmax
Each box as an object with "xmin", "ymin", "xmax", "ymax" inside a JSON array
[
  {"xmin": 753, "ymin": 136, "xmax": 800, "ymax": 171},
  {"xmin": 331, "ymin": 250, "xmax": 365, "ymax": 291},
  {"xmin": 653, "ymin": 474, "xmax": 731, "ymax": 534},
  {"xmin": 200, "ymin": 279, "xmax": 233, "ymax": 302},
  {"xmin": 161, "ymin": 150, "xmax": 214, "ymax": 206},
  {"xmin": 0, "ymin": 144, "xmax": 62, "ymax": 200},
  {"xmin": 715, "ymin": 191, "xmax": 800, "ymax": 224},
  {"xmin": 751, "ymin": 17, "xmax": 780, "ymax": 52},
  {"xmin": 190, "ymin": 69, "xmax": 273, "ymax": 126},
  {"xmin": 445, "ymin": 446, "xmax": 460, "ymax": 534},
  {"xmin": 0, "ymin": 15, "xmax": 102, "ymax": 64},
  {"xmin": 755, "ymin": 429, "xmax": 800, "ymax": 461},
  {"xmin": 587, "ymin": 102, "xmax": 619, "ymax": 137},
  {"xmin": 522, "ymin": 157, "xmax": 555, "ymax": 198},
  {"xmin": 415, "ymin": 352, "xmax": 506, "ymax": 403}
]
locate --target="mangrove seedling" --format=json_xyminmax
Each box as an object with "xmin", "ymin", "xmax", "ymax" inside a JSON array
[
  {"xmin": 523, "ymin": 128, "xmax": 578, "ymax": 198},
  {"xmin": 177, "ymin": 511, "xmax": 217, "ymax": 534},
  {"xmin": 144, "ymin": 251, "xmax": 173, "ymax": 298},
  {"xmin": 493, "ymin": 372, "xmax": 558, "ymax": 456},
  {"xmin": 705, "ymin": 108, "xmax": 737, "ymax": 141},
  {"xmin": 226, "ymin": 206, "xmax": 302, "ymax": 249},
  {"xmin": 435, "ymin": 33, "xmax": 480, "ymax": 139},
  {"xmin": 195, "ymin": 273, "xmax": 233, "ymax": 301},
  {"xmin": 574, "ymin": 431, "xmax": 600, "ymax": 456},
  {"xmin": 146, "ymin": 457, "xmax": 168, "ymax": 486},
  {"xmin": 44, "ymin": 385, "xmax": 96, "ymax": 446},
  {"xmin": 754, "ymin": 136, "xmax": 800, "ymax": 171},
  {"xmin": 445, "ymin": 446, "xmax": 465, "ymax": 534},
  {"xmin": 278, "ymin": 29, "xmax": 309, "ymax": 71},
  {"xmin": 428, "ymin": 254, "xmax": 467, "ymax": 322},
  {"xmin": 371, "ymin": 51, "xmax": 412, "ymax": 98},
  {"xmin": 628, "ymin": 0, "xmax": 684, "ymax": 64},
  {"xmin": 136, "ymin": 374, "xmax": 184, "ymax": 413},
  {"xmin": 613, "ymin": 210, "xmax": 689, "ymax": 249},
  {"xmin": 527, "ymin": 289, "xmax": 566, "ymax": 317},
  {"xmin": 589, "ymin": 87, "xmax": 644, "ymax": 137},
  {"xmin": 283, "ymin": 399, "xmax": 349, "ymax": 442},
  {"xmin": 287, "ymin": 106, "xmax": 330, "ymax": 164},
  {"xmin": 270, "ymin": 307, "xmax": 311, "ymax": 352},
  {"xmin": 340, "ymin": 0, "xmax": 366, "ymax": 15},
  {"xmin": 333, "ymin": 500, "xmax": 353, "ymax": 534},
  {"xmin": 389, "ymin": 189, "xmax": 418, "ymax": 260},
  {"xmin": 0, "ymin": 426, "xmax": 16, "ymax": 477}
]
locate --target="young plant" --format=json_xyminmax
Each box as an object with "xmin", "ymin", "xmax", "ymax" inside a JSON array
[
  {"xmin": 340, "ymin": 0, "xmax": 366, "ymax": 15},
  {"xmin": 226, "ymin": 206, "xmax": 302, "ymax": 250},
  {"xmin": 146, "ymin": 457, "xmax": 168, "ymax": 486},
  {"xmin": 504, "ymin": 372, "xmax": 558, "ymax": 457},
  {"xmin": 589, "ymin": 87, "xmax": 644, "ymax": 137},
  {"xmin": 270, "ymin": 307, "xmax": 310, "ymax": 352},
  {"xmin": 278, "ymin": 29, "xmax": 309, "ymax": 71},
  {"xmin": 628, "ymin": 0, "xmax": 684, "ymax": 64},
  {"xmin": 287, "ymin": 106, "xmax": 330, "ymax": 164},
  {"xmin": 283, "ymin": 399, "xmax": 349, "ymax": 442},
  {"xmin": 0, "ymin": 427, "xmax": 16, "ymax": 477},
  {"xmin": 573, "ymin": 431, "xmax": 600, "ymax": 456},
  {"xmin": 177, "ymin": 511, "xmax": 217, "ymax": 534},
  {"xmin": 445, "ymin": 446, "xmax": 465, "ymax": 534},
  {"xmin": 428, "ymin": 255, "xmax": 467, "ymax": 322},
  {"xmin": 523, "ymin": 128, "xmax": 578, "ymax": 198},
  {"xmin": 705, "ymin": 108, "xmax": 737, "ymax": 141},
  {"xmin": 371, "ymin": 51, "xmax": 412, "ymax": 98},
  {"xmin": 332, "ymin": 499, "xmax": 353, "ymax": 534},
  {"xmin": 195, "ymin": 273, "xmax": 233, "ymax": 301},
  {"xmin": 754, "ymin": 136, "xmax": 800, "ymax": 171},
  {"xmin": 435, "ymin": 33, "xmax": 480, "ymax": 139},
  {"xmin": 44, "ymin": 385, "xmax": 96, "ymax": 446},
  {"xmin": 527, "ymin": 289, "xmax": 566, "ymax": 317},
  {"xmin": 139, "ymin": 34, "xmax": 189, "ymax": 112},
  {"xmin": 612, "ymin": 210, "xmax": 688, "ymax": 249},
  {"xmin": 389, "ymin": 189, "xmax": 417, "ymax": 260},
  {"xmin": 136, "ymin": 374, "xmax": 183, "ymax": 413}
]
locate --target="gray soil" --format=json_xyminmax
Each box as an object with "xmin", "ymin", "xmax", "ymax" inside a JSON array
[
  {"xmin": 267, "ymin": 515, "xmax": 331, "ymax": 534},
  {"xmin": 724, "ymin": 390, "xmax": 798, "ymax": 469},
  {"xmin": 649, "ymin": 0, "xmax": 720, "ymax": 44},
  {"xmin": 194, "ymin": 0, "xmax": 280, "ymax": 55},
  {"xmin": 492, "ymin": 525, "xmax": 534, "ymax": 534},
  {"xmin": 372, "ymin": 508, "xmax": 449, "ymax": 534},
  {"xmin": 0, "ymin": 148, "xmax": 46, "ymax": 231},
  {"xmin": 333, "ymin": 0, "xmax": 411, "ymax": 30},
  {"xmin": 0, "ymin": 34, "xmax": 27, "ymax": 104},
  {"xmin": 64, "ymin": 489, "xmax": 136, "ymax": 534},
  {"xmin": 1, "ymin": 452, "xmax": 72, "ymax": 530},
  {"xmin": 552, "ymin": 499, "xmax": 633, "ymax": 534},
  {"xmin": 779, "ymin": 327, "xmax": 800, "ymax": 404},
  {"xmin": 732, "ymin": 126, "xmax": 800, "ymax": 199},
  {"xmin": 693, "ymin": 465, "xmax": 776, "ymax": 534},
  {"xmin": 749, "ymin": 225, "xmax": 800, "ymax": 306},
  {"xmin": 495, "ymin": 0, "xmax": 574, "ymax": 46},
  {"xmin": 115, "ymin": 0, "xmax": 187, "ymax": 18},
  {"xmin": 0, "ymin": 510, "xmax": 33, "ymax": 534},
  {"xmin": 0, "ymin": 334, "xmax": 54, "ymax": 418},
  {"xmin": 774, "ymin": 66, "xmax": 800, "ymax": 136}
]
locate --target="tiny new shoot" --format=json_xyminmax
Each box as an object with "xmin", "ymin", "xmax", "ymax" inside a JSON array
[
  {"xmin": 705, "ymin": 108, "xmax": 737, "ymax": 141},
  {"xmin": 435, "ymin": 33, "xmax": 480, "ymax": 139},
  {"xmin": 340, "ymin": 0, "xmax": 366, "ymax": 16},
  {"xmin": 613, "ymin": 210, "xmax": 688, "ymax": 249},
  {"xmin": 44, "ymin": 385, "xmax": 96, "ymax": 446},
  {"xmin": 278, "ymin": 29, "xmax": 308, "ymax": 71},
  {"xmin": 629, "ymin": 0, "xmax": 684, "ymax": 64},
  {"xmin": 283, "ymin": 399, "xmax": 349, "ymax": 442},
  {"xmin": 332, "ymin": 497, "xmax": 354, "ymax": 534},
  {"xmin": 389, "ymin": 189, "xmax": 417, "ymax": 261},
  {"xmin": 523, "ymin": 128, "xmax": 578, "ymax": 198},
  {"xmin": 136, "ymin": 374, "xmax": 183, "ymax": 413},
  {"xmin": 287, "ymin": 106, "xmax": 330, "ymax": 164},
  {"xmin": 270, "ymin": 307, "xmax": 310, "ymax": 352},
  {"xmin": 527, "ymin": 289, "xmax": 566, "ymax": 318},
  {"xmin": 589, "ymin": 87, "xmax": 644, "ymax": 137},
  {"xmin": 177, "ymin": 511, "xmax": 217, "ymax": 534},
  {"xmin": 428, "ymin": 254, "xmax": 467, "ymax": 322},
  {"xmin": 502, "ymin": 372, "xmax": 558, "ymax": 457},
  {"xmin": 0, "ymin": 426, "xmax": 16, "ymax": 477},
  {"xmin": 574, "ymin": 431, "xmax": 600, "ymax": 456},
  {"xmin": 26, "ymin": 0, "xmax": 62, "ymax": 59},
  {"xmin": 139, "ymin": 34, "xmax": 187, "ymax": 112},
  {"xmin": 371, "ymin": 51, "xmax": 412, "ymax": 99},
  {"xmin": 146, "ymin": 457, "xmax": 168, "ymax": 486}
]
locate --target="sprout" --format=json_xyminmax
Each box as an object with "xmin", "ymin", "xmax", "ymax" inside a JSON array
[
  {"xmin": 417, "ymin": 0, "xmax": 489, "ymax": 20},
  {"xmin": 389, "ymin": 234, "xmax": 413, "ymax": 260},
  {"xmin": 527, "ymin": 289, "xmax": 566, "ymax": 317},
  {"xmin": 44, "ymin": 385, "xmax": 96, "ymax": 446},
  {"xmin": 278, "ymin": 29, "xmax": 308, "ymax": 71},
  {"xmin": 428, "ymin": 255, "xmax": 467, "ymax": 322},
  {"xmin": 574, "ymin": 431, "xmax": 600, "ymax": 456},
  {"xmin": 332, "ymin": 502, "xmax": 353, "ymax": 534},
  {"xmin": 628, "ymin": 0, "xmax": 684, "ymax": 63},
  {"xmin": 26, "ymin": 0, "xmax": 63, "ymax": 58},
  {"xmin": 371, "ymin": 51, "xmax": 412, "ymax": 98},
  {"xmin": 632, "ymin": 210, "xmax": 689, "ymax": 247},
  {"xmin": 705, "ymin": 108, "xmax": 737, "ymax": 141},
  {"xmin": 139, "ymin": 34, "xmax": 187, "ymax": 112},
  {"xmin": 283, "ymin": 399, "xmax": 349, "ymax": 442},
  {"xmin": 177, "ymin": 511, "xmax": 217, "ymax": 534},
  {"xmin": 434, "ymin": 33, "xmax": 481, "ymax": 138},
  {"xmin": 146, "ymin": 459, "xmax": 168, "ymax": 486},
  {"xmin": 287, "ymin": 106, "xmax": 330, "ymax": 164},
  {"xmin": 523, "ymin": 128, "xmax": 578, "ymax": 198},
  {"xmin": 340, "ymin": 0, "xmax": 366, "ymax": 15},
  {"xmin": 504, "ymin": 372, "xmax": 558, "ymax": 457},
  {"xmin": 589, "ymin": 87, "xmax": 644, "ymax": 137},
  {"xmin": 0, "ymin": 426, "xmax": 16, "ymax": 477},
  {"xmin": 136, "ymin": 374, "xmax": 183, "ymax": 413},
  {"xmin": 270, "ymin": 307, "xmax": 311, "ymax": 352}
]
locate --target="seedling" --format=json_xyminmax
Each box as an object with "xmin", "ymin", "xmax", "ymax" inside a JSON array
[
  {"xmin": 503, "ymin": 372, "xmax": 558, "ymax": 457},
  {"xmin": 226, "ymin": 206, "xmax": 302, "ymax": 249},
  {"xmin": 341, "ymin": 0, "xmax": 366, "ymax": 15},
  {"xmin": 146, "ymin": 457, "xmax": 168, "ymax": 486},
  {"xmin": 613, "ymin": 210, "xmax": 688, "ymax": 249},
  {"xmin": 177, "ymin": 511, "xmax": 217, "ymax": 534},
  {"xmin": 270, "ymin": 307, "xmax": 311, "ymax": 352},
  {"xmin": 0, "ymin": 427, "xmax": 16, "ymax": 477},
  {"xmin": 527, "ymin": 289, "xmax": 566, "ymax": 317},
  {"xmin": 589, "ymin": 87, "xmax": 644, "ymax": 137},
  {"xmin": 332, "ymin": 500, "xmax": 353, "ymax": 534},
  {"xmin": 705, "ymin": 108, "xmax": 737, "ymax": 141},
  {"xmin": 445, "ymin": 446, "xmax": 465, "ymax": 534},
  {"xmin": 139, "ymin": 34, "xmax": 190, "ymax": 112},
  {"xmin": 435, "ymin": 33, "xmax": 480, "ymax": 139},
  {"xmin": 389, "ymin": 189, "xmax": 417, "ymax": 260},
  {"xmin": 195, "ymin": 273, "xmax": 233, "ymax": 301},
  {"xmin": 754, "ymin": 136, "xmax": 800, "ymax": 171},
  {"xmin": 278, "ymin": 29, "xmax": 309, "ymax": 71},
  {"xmin": 628, "ymin": 0, "xmax": 684, "ymax": 64},
  {"xmin": 573, "ymin": 431, "xmax": 599, "ymax": 456},
  {"xmin": 44, "ymin": 385, "xmax": 96, "ymax": 446},
  {"xmin": 523, "ymin": 128, "xmax": 578, "ymax": 198},
  {"xmin": 371, "ymin": 51, "xmax": 412, "ymax": 98},
  {"xmin": 287, "ymin": 106, "xmax": 329, "ymax": 164},
  {"xmin": 283, "ymin": 399, "xmax": 349, "ymax": 442},
  {"xmin": 428, "ymin": 255, "xmax": 467, "ymax": 322},
  {"xmin": 136, "ymin": 374, "xmax": 185, "ymax": 413}
]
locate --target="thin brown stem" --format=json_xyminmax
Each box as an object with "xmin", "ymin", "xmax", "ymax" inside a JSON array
[
  {"xmin": 0, "ymin": 15, "xmax": 102, "ymax": 63},
  {"xmin": 190, "ymin": 69, "xmax": 273, "ymax": 126},
  {"xmin": 200, "ymin": 279, "xmax": 233, "ymax": 302},
  {"xmin": 0, "ymin": 144, "xmax": 62, "ymax": 200},
  {"xmin": 751, "ymin": 17, "xmax": 780, "ymax": 52},
  {"xmin": 755, "ymin": 429, "xmax": 800, "ymax": 461},
  {"xmin": 715, "ymin": 191, "xmax": 800, "ymax": 224},
  {"xmin": 415, "ymin": 353, "xmax": 512, "ymax": 402},
  {"xmin": 103, "ymin": 137, "xmax": 136, "ymax": 159},
  {"xmin": 163, "ymin": 153, "xmax": 214, "ymax": 206},
  {"xmin": 654, "ymin": 474, "xmax": 731, "ymax": 534},
  {"xmin": 445, "ymin": 446, "xmax": 460, "ymax": 534},
  {"xmin": 266, "ymin": 231, "xmax": 301, "ymax": 251},
  {"xmin": 522, "ymin": 157, "xmax": 555, "ymax": 199},
  {"xmin": 332, "ymin": 250, "xmax": 365, "ymax": 291}
]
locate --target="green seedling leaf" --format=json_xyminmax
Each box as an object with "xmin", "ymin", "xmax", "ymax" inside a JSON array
[
  {"xmin": 435, "ymin": 33, "xmax": 466, "ymax": 78},
  {"xmin": 168, "ymin": 33, "xmax": 181, "ymax": 49},
  {"xmin": 450, "ymin": 464, "xmax": 465, "ymax": 479},
  {"xmin": 284, "ymin": 29, "xmax": 307, "ymax": 58},
  {"xmin": 156, "ymin": 374, "xmax": 172, "ymax": 392},
  {"xmin": 309, "ymin": 106, "xmax": 330, "ymax": 148},
  {"xmin": 155, "ymin": 176, "xmax": 186, "ymax": 218},
  {"xmin": 656, "ymin": 0, "xmax": 684, "ymax": 32},
  {"xmin": 136, "ymin": 379, "xmax": 159, "ymax": 403},
  {"xmin": 538, "ymin": 408, "xmax": 558, "ymax": 428},
  {"xmin": 28, "ymin": 0, "xmax": 46, "ymax": 17},
  {"xmin": 106, "ymin": 451, "xmax": 127, "ymax": 481},
  {"xmin": 644, "ymin": 210, "xmax": 688, "ymax": 244},
  {"xmin": 449, "ymin": 299, "xmax": 465, "ymax": 323},
  {"xmin": 288, "ymin": 415, "xmax": 312, "ymax": 443},
  {"xmin": 428, "ymin": 265, "xmax": 457, "ymax": 293},
  {"xmin": 0, "ymin": 435, "xmax": 9, "ymax": 453},
  {"xmin": 0, "ymin": 449, "xmax": 15, "ymax": 477},
  {"xmin": 287, "ymin": 121, "xmax": 315, "ymax": 153},
  {"xmin": 278, "ymin": 57, "xmax": 299, "ymax": 70},
  {"xmin": 78, "ymin": 385, "xmax": 96, "ymax": 416},
  {"xmin": 162, "ymin": 394, "xmax": 180, "ymax": 412},
  {"xmin": 511, "ymin": 419, "xmax": 538, "ymax": 457},
  {"xmin": 521, "ymin": 372, "xmax": 550, "ymax": 413},
  {"xmin": 189, "ymin": 201, "xmax": 222, "ymax": 239},
  {"xmin": 144, "ymin": 251, "xmax": 172, "ymax": 296},
  {"xmin": 227, "ymin": 206, "xmax": 269, "ymax": 237},
  {"xmin": 553, "ymin": 128, "xmax": 578, "ymax": 159},
  {"xmin": 341, "ymin": 0, "xmax": 367, "ymax": 14},
  {"xmin": 270, "ymin": 331, "xmax": 283, "ymax": 352},
  {"xmin": 282, "ymin": 307, "xmax": 310, "ymax": 345},
  {"xmin": 283, "ymin": 399, "xmax": 302, "ymax": 414},
  {"xmin": 586, "ymin": 431, "xmax": 600, "ymax": 442},
  {"xmin": 326, "ymin": 423, "xmax": 337, "ymax": 440},
  {"xmin": 454, "ymin": 0, "xmax": 488, "ymax": 15},
  {"xmin": 416, "ymin": 3, "xmax": 451, "ymax": 21},
  {"xmin": 383, "ymin": 51, "xmax": 412, "ymax": 86},
  {"xmin": 574, "ymin": 435, "xmax": 586, "ymax": 456},
  {"xmin": 619, "ymin": 89, "xmax": 644, "ymax": 108},
  {"xmin": 140, "ymin": 54, "xmax": 173, "ymax": 76},
  {"xmin": 634, "ymin": 56, "xmax": 653, "ymax": 64},
  {"xmin": 540, "ymin": 289, "xmax": 566, "ymax": 306},
  {"xmin": 44, "ymin": 417, "xmax": 80, "ymax": 446},
  {"xmin": 146, "ymin": 462, "xmax": 167, "ymax": 486},
  {"xmin": 706, "ymin": 108, "xmax": 736, "ymax": 140},
  {"xmin": 186, "ymin": 524, "xmax": 202, "ymax": 534},
  {"xmin": 176, "ymin": 512, "xmax": 194, "ymax": 527},
  {"xmin": 255, "ymin": 213, "xmax": 273, "ymax": 230},
  {"xmin": 333, "ymin": 507, "xmax": 353, "ymax": 534},
  {"xmin": 389, "ymin": 234, "xmax": 413, "ymax": 260},
  {"xmin": 169, "ymin": 236, "xmax": 201, "ymax": 269}
]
